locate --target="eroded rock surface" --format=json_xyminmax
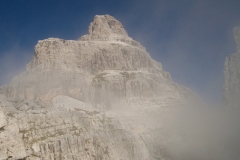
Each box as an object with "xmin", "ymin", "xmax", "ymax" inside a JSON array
[
  {"xmin": 0, "ymin": 103, "xmax": 6, "ymax": 128},
  {"xmin": 223, "ymin": 26, "xmax": 240, "ymax": 110},
  {"xmin": 0, "ymin": 95, "xmax": 150, "ymax": 160},
  {"xmin": 0, "ymin": 15, "xmax": 192, "ymax": 106},
  {"xmin": 0, "ymin": 95, "xmax": 26, "ymax": 160},
  {"xmin": 0, "ymin": 15, "xmax": 199, "ymax": 160}
]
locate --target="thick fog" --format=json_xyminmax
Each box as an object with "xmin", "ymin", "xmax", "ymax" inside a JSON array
[
  {"xmin": 106, "ymin": 92, "xmax": 240, "ymax": 160},
  {"xmin": 0, "ymin": 47, "xmax": 32, "ymax": 85},
  {"xmin": 155, "ymin": 103, "xmax": 240, "ymax": 160}
]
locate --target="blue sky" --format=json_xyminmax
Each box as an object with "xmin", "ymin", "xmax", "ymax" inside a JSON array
[{"xmin": 0, "ymin": 0, "xmax": 240, "ymax": 105}]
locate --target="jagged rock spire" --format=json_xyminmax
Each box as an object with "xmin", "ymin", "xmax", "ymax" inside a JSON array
[
  {"xmin": 79, "ymin": 15, "xmax": 130, "ymax": 41},
  {"xmin": 89, "ymin": 15, "xmax": 128, "ymax": 36}
]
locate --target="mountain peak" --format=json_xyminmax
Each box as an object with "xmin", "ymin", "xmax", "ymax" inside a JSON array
[
  {"xmin": 92, "ymin": 15, "xmax": 128, "ymax": 36},
  {"xmin": 79, "ymin": 14, "xmax": 129, "ymax": 41},
  {"xmin": 0, "ymin": 14, "xmax": 194, "ymax": 106}
]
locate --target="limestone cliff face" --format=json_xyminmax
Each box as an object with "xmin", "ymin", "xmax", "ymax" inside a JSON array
[
  {"xmin": 223, "ymin": 27, "xmax": 240, "ymax": 110},
  {"xmin": 0, "ymin": 15, "xmax": 192, "ymax": 107},
  {"xmin": 0, "ymin": 95, "xmax": 150, "ymax": 160},
  {"xmin": 0, "ymin": 15, "xmax": 198, "ymax": 160}
]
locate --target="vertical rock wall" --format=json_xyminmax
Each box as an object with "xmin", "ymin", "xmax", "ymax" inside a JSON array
[{"xmin": 223, "ymin": 27, "xmax": 240, "ymax": 110}]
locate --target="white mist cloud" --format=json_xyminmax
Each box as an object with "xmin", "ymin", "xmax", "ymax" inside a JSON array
[
  {"xmin": 163, "ymin": 103, "xmax": 240, "ymax": 160},
  {"xmin": 0, "ymin": 45, "xmax": 32, "ymax": 86}
]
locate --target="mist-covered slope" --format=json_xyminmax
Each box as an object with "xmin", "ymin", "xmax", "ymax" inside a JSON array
[
  {"xmin": 0, "ymin": 15, "xmax": 200, "ymax": 160},
  {"xmin": 0, "ymin": 15, "xmax": 195, "ymax": 106}
]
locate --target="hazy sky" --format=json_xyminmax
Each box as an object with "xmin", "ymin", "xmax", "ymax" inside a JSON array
[{"xmin": 0, "ymin": 0, "xmax": 240, "ymax": 105}]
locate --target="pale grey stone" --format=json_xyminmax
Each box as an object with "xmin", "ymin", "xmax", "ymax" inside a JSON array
[
  {"xmin": 0, "ymin": 106, "xmax": 6, "ymax": 128},
  {"xmin": 223, "ymin": 26, "xmax": 240, "ymax": 111},
  {"xmin": 0, "ymin": 15, "xmax": 200, "ymax": 160}
]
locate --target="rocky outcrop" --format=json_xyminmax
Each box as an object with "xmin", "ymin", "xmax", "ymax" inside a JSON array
[
  {"xmin": 0, "ymin": 95, "xmax": 150, "ymax": 160},
  {"xmin": 79, "ymin": 15, "xmax": 144, "ymax": 49},
  {"xmin": 0, "ymin": 15, "xmax": 192, "ymax": 107},
  {"xmin": 0, "ymin": 104, "xmax": 6, "ymax": 128},
  {"xmin": 0, "ymin": 15, "xmax": 199, "ymax": 159},
  {"xmin": 0, "ymin": 95, "xmax": 27, "ymax": 160},
  {"xmin": 223, "ymin": 26, "xmax": 240, "ymax": 110}
]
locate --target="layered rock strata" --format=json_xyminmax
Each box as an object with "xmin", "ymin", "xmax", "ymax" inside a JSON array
[
  {"xmin": 0, "ymin": 15, "xmax": 192, "ymax": 107},
  {"xmin": 0, "ymin": 15, "xmax": 198, "ymax": 160},
  {"xmin": 0, "ymin": 95, "xmax": 149, "ymax": 160}
]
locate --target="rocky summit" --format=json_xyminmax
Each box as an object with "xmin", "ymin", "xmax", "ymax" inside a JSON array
[
  {"xmin": 223, "ymin": 26, "xmax": 240, "ymax": 111},
  {"xmin": 0, "ymin": 15, "xmax": 197, "ymax": 160}
]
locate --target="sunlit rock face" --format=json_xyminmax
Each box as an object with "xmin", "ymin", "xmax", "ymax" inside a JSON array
[
  {"xmin": 0, "ymin": 95, "xmax": 26, "ymax": 160},
  {"xmin": 223, "ymin": 26, "xmax": 240, "ymax": 110},
  {"xmin": 0, "ymin": 95, "xmax": 150, "ymax": 160},
  {"xmin": 0, "ymin": 15, "xmax": 192, "ymax": 105},
  {"xmin": 0, "ymin": 15, "xmax": 199, "ymax": 160},
  {"xmin": 0, "ymin": 103, "xmax": 7, "ymax": 128}
]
